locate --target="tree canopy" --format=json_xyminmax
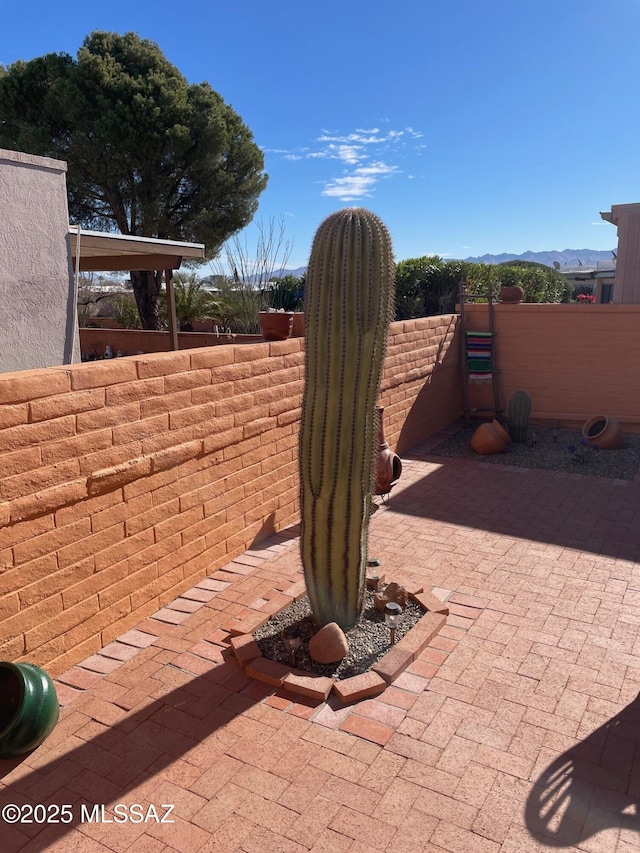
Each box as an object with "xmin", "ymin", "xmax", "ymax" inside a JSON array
[
  {"xmin": 0, "ymin": 31, "xmax": 267, "ymax": 328},
  {"xmin": 395, "ymin": 256, "xmax": 571, "ymax": 319}
]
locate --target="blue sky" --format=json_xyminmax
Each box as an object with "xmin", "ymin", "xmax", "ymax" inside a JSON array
[{"xmin": 3, "ymin": 0, "xmax": 638, "ymax": 267}]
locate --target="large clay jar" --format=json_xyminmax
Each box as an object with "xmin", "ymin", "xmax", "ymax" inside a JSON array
[
  {"xmin": 582, "ymin": 416, "xmax": 623, "ymax": 449},
  {"xmin": 471, "ymin": 422, "xmax": 507, "ymax": 455},
  {"xmin": 291, "ymin": 312, "xmax": 305, "ymax": 337},
  {"xmin": 0, "ymin": 662, "xmax": 59, "ymax": 757},
  {"xmin": 499, "ymin": 285, "xmax": 524, "ymax": 304},
  {"xmin": 373, "ymin": 406, "xmax": 403, "ymax": 495},
  {"xmin": 492, "ymin": 419, "xmax": 511, "ymax": 444},
  {"xmin": 258, "ymin": 311, "xmax": 294, "ymax": 341}
]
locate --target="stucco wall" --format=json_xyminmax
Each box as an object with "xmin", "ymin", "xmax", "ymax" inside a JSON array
[
  {"xmin": 462, "ymin": 303, "xmax": 640, "ymax": 429},
  {"xmin": 0, "ymin": 148, "xmax": 79, "ymax": 372},
  {"xmin": 0, "ymin": 317, "xmax": 460, "ymax": 675}
]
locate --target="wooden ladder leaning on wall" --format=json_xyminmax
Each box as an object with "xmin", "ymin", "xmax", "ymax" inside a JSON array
[{"xmin": 458, "ymin": 280, "xmax": 501, "ymax": 427}]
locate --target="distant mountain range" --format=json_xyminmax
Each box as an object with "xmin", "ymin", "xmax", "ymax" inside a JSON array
[
  {"xmin": 461, "ymin": 249, "xmax": 616, "ymax": 268},
  {"xmin": 266, "ymin": 251, "xmax": 615, "ymax": 279}
]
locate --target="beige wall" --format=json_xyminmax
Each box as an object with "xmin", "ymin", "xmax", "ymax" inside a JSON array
[
  {"xmin": 0, "ymin": 148, "xmax": 79, "ymax": 372},
  {"xmin": 462, "ymin": 303, "xmax": 640, "ymax": 428},
  {"xmin": 0, "ymin": 318, "xmax": 461, "ymax": 675}
]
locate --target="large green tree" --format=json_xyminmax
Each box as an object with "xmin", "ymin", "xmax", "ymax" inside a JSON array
[{"xmin": 0, "ymin": 31, "xmax": 267, "ymax": 328}]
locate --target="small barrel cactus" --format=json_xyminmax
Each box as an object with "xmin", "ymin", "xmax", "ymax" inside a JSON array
[
  {"xmin": 507, "ymin": 390, "xmax": 532, "ymax": 443},
  {"xmin": 299, "ymin": 208, "xmax": 395, "ymax": 629}
]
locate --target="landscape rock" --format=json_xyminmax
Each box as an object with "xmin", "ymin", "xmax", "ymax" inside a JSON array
[
  {"xmin": 374, "ymin": 582, "xmax": 408, "ymax": 612},
  {"xmin": 309, "ymin": 622, "xmax": 349, "ymax": 664}
]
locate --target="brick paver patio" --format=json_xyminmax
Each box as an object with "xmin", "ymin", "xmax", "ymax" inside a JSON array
[{"xmin": 2, "ymin": 428, "xmax": 640, "ymax": 852}]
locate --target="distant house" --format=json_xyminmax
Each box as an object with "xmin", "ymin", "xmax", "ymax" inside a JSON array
[{"xmin": 558, "ymin": 260, "xmax": 616, "ymax": 304}]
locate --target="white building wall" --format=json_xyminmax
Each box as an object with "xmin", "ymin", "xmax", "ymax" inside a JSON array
[{"xmin": 0, "ymin": 148, "xmax": 79, "ymax": 373}]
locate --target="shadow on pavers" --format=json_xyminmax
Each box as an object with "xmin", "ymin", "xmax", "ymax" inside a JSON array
[
  {"xmin": 0, "ymin": 653, "xmax": 294, "ymax": 851},
  {"xmin": 525, "ymin": 691, "xmax": 640, "ymax": 846}
]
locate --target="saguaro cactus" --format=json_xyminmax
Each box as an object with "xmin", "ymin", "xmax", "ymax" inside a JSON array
[
  {"xmin": 507, "ymin": 390, "xmax": 532, "ymax": 443},
  {"xmin": 300, "ymin": 208, "xmax": 395, "ymax": 629}
]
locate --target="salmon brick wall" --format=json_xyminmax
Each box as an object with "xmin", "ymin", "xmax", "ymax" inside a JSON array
[
  {"xmin": 0, "ymin": 318, "xmax": 460, "ymax": 675},
  {"xmin": 462, "ymin": 303, "xmax": 640, "ymax": 429}
]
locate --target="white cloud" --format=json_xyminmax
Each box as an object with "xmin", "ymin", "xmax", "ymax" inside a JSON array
[
  {"xmin": 265, "ymin": 123, "xmax": 424, "ymax": 201},
  {"xmin": 322, "ymin": 162, "xmax": 399, "ymax": 201}
]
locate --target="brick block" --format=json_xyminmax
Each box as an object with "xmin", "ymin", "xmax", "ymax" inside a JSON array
[
  {"xmin": 283, "ymin": 671, "xmax": 334, "ymax": 701},
  {"xmin": 87, "ymin": 457, "xmax": 152, "ymax": 495},
  {"xmin": 222, "ymin": 610, "xmax": 270, "ymax": 636},
  {"xmin": 0, "ymin": 459, "xmax": 82, "ymax": 503},
  {"xmin": 229, "ymin": 634, "xmax": 262, "ymax": 667},
  {"xmin": 41, "ymin": 429, "xmax": 113, "ymax": 466},
  {"xmin": 139, "ymin": 389, "xmax": 192, "ymax": 418},
  {"xmin": 0, "ymin": 502, "xmax": 8, "ymax": 527},
  {"xmin": 57, "ymin": 522, "xmax": 125, "ymax": 570},
  {"xmin": 9, "ymin": 478, "xmax": 87, "ymax": 524},
  {"xmin": 202, "ymin": 427, "xmax": 244, "ymax": 456},
  {"xmin": 135, "ymin": 352, "xmax": 191, "ymax": 378},
  {"xmin": 189, "ymin": 348, "xmax": 234, "ymax": 370},
  {"xmin": 70, "ymin": 360, "xmax": 138, "ymax": 390},
  {"xmin": 76, "ymin": 401, "xmax": 140, "ymax": 433},
  {"xmin": 409, "ymin": 590, "xmax": 449, "ymax": 615},
  {"xmin": 163, "ymin": 369, "xmax": 211, "ymax": 394},
  {"xmin": 150, "ymin": 440, "xmax": 203, "ymax": 474},
  {"xmin": 0, "ymin": 447, "xmax": 40, "ymax": 480},
  {"xmin": 112, "ymin": 413, "xmax": 169, "ymax": 446},
  {"xmin": 372, "ymin": 645, "xmax": 414, "ymax": 684},
  {"xmin": 169, "ymin": 401, "xmax": 217, "ymax": 431},
  {"xmin": 0, "ymin": 403, "xmax": 28, "ymax": 429},
  {"xmin": 0, "ymin": 368, "xmax": 70, "ymax": 404},
  {"xmin": 105, "ymin": 377, "xmax": 164, "ymax": 406},
  {"xmin": 332, "ymin": 671, "xmax": 387, "ymax": 705},
  {"xmin": 243, "ymin": 417, "xmax": 277, "ymax": 439},
  {"xmin": 29, "ymin": 388, "xmax": 106, "ymax": 422},
  {"xmin": 395, "ymin": 612, "xmax": 447, "ymax": 661},
  {"xmin": 0, "ymin": 417, "xmax": 76, "ymax": 454},
  {"xmin": 245, "ymin": 656, "xmax": 290, "ymax": 686},
  {"xmin": 12, "ymin": 517, "xmax": 91, "ymax": 566}
]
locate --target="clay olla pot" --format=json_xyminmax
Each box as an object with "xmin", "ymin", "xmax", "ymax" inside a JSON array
[
  {"xmin": 373, "ymin": 406, "xmax": 403, "ymax": 496},
  {"xmin": 491, "ymin": 419, "xmax": 511, "ymax": 445},
  {"xmin": 471, "ymin": 422, "xmax": 507, "ymax": 455},
  {"xmin": 499, "ymin": 285, "xmax": 524, "ymax": 304},
  {"xmin": 582, "ymin": 416, "xmax": 623, "ymax": 450}
]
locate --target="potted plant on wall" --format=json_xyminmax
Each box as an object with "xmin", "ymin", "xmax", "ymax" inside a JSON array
[
  {"xmin": 258, "ymin": 276, "xmax": 303, "ymax": 340},
  {"xmin": 498, "ymin": 268, "xmax": 524, "ymax": 304}
]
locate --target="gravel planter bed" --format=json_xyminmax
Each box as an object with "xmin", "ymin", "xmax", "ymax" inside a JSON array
[
  {"xmin": 253, "ymin": 589, "xmax": 422, "ymax": 680},
  {"xmin": 429, "ymin": 425, "xmax": 640, "ymax": 480}
]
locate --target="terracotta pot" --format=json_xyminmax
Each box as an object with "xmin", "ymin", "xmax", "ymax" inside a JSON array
[
  {"xmin": 373, "ymin": 406, "xmax": 403, "ymax": 495},
  {"xmin": 582, "ymin": 416, "xmax": 623, "ymax": 450},
  {"xmin": 258, "ymin": 312, "xmax": 293, "ymax": 341},
  {"xmin": 492, "ymin": 419, "xmax": 511, "ymax": 444},
  {"xmin": 471, "ymin": 422, "xmax": 507, "ymax": 455},
  {"xmin": 499, "ymin": 285, "xmax": 524, "ymax": 304},
  {"xmin": 291, "ymin": 312, "xmax": 305, "ymax": 337}
]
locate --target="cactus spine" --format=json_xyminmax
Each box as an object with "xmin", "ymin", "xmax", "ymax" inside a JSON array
[
  {"xmin": 300, "ymin": 209, "xmax": 395, "ymax": 629},
  {"xmin": 507, "ymin": 390, "xmax": 532, "ymax": 443}
]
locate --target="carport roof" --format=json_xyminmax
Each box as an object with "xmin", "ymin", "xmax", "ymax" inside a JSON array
[{"xmin": 69, "ymin": 226, "xmax": 205, "ymax": 272}]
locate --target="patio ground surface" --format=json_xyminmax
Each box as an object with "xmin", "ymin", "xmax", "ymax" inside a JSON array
[{"xmin": 2, "ymin": 423, "xmax": 640, "ymax": 852}]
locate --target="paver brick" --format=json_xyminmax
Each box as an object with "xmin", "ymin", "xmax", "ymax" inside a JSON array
[
  {"xmin": 283, "ymin": 672, "xmax": 334, "ymax": 701},
  {"xmin": 229, "ymin": 633, "xmax": 263, "ymax": 667},
  {"xmin": 331, "ymin": 671, "xmax": 387, "ymax": 704},
  {"xmin": 372, "ymin": 645, "xmax": 413, "ymax": 684},
  {"xmin": 246, "ymin": 656, "xmax": 292, "ymax": 687}
]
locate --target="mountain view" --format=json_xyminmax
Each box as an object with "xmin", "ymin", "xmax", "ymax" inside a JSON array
[
  {"xmin": 461, "ymin": 249, "xmax": 616, "ymax": 267},
  {"xmin": 272, "ymin": 249, "xmax": 616, "ymax": 279}
]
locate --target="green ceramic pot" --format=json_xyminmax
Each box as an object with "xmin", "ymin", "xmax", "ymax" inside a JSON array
[{"xmin": 0, "ymin": 662, "xmax": 59, "ymax": 757}]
